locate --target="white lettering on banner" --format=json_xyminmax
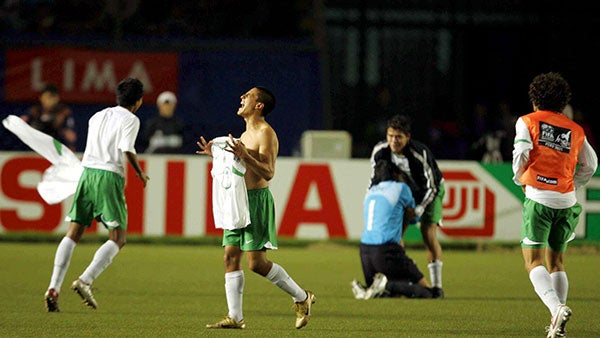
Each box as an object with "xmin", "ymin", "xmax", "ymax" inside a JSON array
[
  {"xmin": 81, "ymin": 60, "xmax": 117, "ymax": 91},
  {"xmin": 63, "ymin": 59, "xmax": 75, "ymax": 91},
  {"xmin": 6, "ymin": 48, "xmax": 178, "ymax": 104},
  {"xmin": 128, "ymin": 61, "xmax": 153, "ymax": 92},
  {"xmin": 31, "ymin": 58, "xmax": 45, "ymax": 92},
  {"xmin": 0, "ymin": 153, "xmax": 589, "ymax": 240},
  {"xmin": 29, "ymin": 57, "xmax": 153, "ymax": 94}
]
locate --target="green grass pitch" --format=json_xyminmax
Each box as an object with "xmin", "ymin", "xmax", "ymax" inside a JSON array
[{"xmin": 0, "ymin": 240, "xmax": 599, "ymax": 337}]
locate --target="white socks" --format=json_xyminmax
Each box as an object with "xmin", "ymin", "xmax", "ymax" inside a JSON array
[
  {"xmin": 223, "ymin": 263, "xmax": 305, "ymax": 322},
  {"xmin": 48, "ymin": 237, "xmax": 76, "ymax": 292},
  {"xmin": 550, "ymin": 271, "xmax": 569, "ymax": 304},
  {"xmin": 79, "ymin": 240, "xmax": 120, "ymax": 285},
  {"xmin": 529, "ymin": 265, "xmax": 562, "ymax": 316},
  {"xmin": 427, "ymin": 260, "xmax": 443, "ymax": 288},
  {"xmin": 225, "ymin": 270, "xmax": 244, "ymax": 322},
  {"xmin": 266, "ymin": 263, "xmax": 306, "ymax": 302}
]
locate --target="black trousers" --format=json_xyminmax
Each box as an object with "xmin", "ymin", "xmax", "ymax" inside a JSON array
[
  {"xmin": 359, "ymin": 242, "xmax": 431, "ymax": 298},
  {"xmin": 359, "ymin": 242, "xmax": 424, "ymax": 288}
]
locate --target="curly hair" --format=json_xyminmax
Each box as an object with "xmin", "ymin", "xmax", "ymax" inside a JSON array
[{"xmin": 528, "ymin": 72, "xmax": 571, "ymax": 113}]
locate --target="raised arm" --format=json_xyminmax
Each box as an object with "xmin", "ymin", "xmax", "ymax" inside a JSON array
[{"xmin": 195, "ymin": 136, "xmax": 214, "ymax": 157}]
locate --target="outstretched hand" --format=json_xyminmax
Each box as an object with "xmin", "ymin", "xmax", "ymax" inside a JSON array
[
  {"xmin": 196, "ymin": 136, "xmax": 213, "ymax": 157},
  {"xmin": 225, "ymin": 133, "xmax": 249, "ymax": 160}
]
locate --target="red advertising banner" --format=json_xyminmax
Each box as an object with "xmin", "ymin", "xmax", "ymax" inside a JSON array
[
  {"xmin": 0, "ymin": 153, "xmax": 538, "ymax": 240},
  {"xmin": 5, "ymin": 47, "xmax": 178, "ymax": 104}
]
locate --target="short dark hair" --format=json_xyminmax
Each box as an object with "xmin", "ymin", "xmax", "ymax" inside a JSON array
[
  {"xmin": 528, "ymin": 72, "xmax": 571, "ymax": 113},
  {"xmin": 116, "ymin": 78, "xmax": 144, "ymax": 107},
  {"xmin": 371, "ymin": 159, "xmax": 402, "ymax": 187},
  {"xmin": 41, "ymin": 83, "xmax": 59, "ymax": 95},
  {"xmin": 386, "ymin": 114, "xmax": 411, "ymax": 134},
  {"xmin": 255, "ymin": 86, "xmax": 276, "ymax": 116}
]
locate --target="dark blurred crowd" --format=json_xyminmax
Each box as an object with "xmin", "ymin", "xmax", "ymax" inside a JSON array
[
  {"xmin": 360, "ymin": 82, "xmax": 597, "ymax": 162},
  {"xmin": 1, "ymin": 0, "xmax": 315, "ymax": 39},
  {"xmin": 2, "ymin": 1, "xmax": 597, "ymax": 161}
]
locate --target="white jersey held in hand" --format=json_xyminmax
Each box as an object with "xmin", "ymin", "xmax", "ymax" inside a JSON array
[
  {"xmin": 2, "ymin": 115, "xmax": 83, "ymax": 204},
  {"xmin": 210, "ymin": 136, "xmax": 251, "ymax": 230}
]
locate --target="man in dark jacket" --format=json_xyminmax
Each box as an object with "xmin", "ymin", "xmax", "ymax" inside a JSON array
[
  {"xmin": 21, "ymin": 84, "xmax": 77, "ymax": 151},
  {"xmin": 369, "ymin": 114, "xmax": 445, "ymax": 298},
  {"xmin": 142, "ymin": 91, "xmax": 185, "ymax": 154}
]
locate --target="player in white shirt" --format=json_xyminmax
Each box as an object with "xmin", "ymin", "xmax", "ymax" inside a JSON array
[{"xmin": 44, "ymin": 78, "xmax": 149, "ymax": 312}]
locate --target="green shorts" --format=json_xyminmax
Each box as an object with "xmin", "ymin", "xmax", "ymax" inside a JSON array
[
  {"xmin": 223, "ymin": 187, "xmax": 278, "ymax": 251},
  {"xmin": 421, "ymin": 182, "xmax": 445, "ymax": 226},
  {"xmin": 520, "ymin": 198, "xmax": 581, "ymax": 252},
  {"xmin": 67, "ymin": 168, "xmax": 128, "ymax": 230}
]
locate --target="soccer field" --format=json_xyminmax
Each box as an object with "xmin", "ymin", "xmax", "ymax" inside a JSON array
[{"xmin": 0, "ymin": 241, "xmax": 599, "ymax": 337}]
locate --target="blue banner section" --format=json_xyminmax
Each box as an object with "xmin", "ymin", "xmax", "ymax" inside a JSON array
[
  {"xmin": 0, "ymin": 47, "xmax": 324, "ymax": 156},
  {"xmin": 176, "ymin": 49, "xmax": 324, "ymax": 155}
]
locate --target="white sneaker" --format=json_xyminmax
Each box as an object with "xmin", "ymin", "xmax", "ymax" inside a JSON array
[
  {"xmin": 351, "ymin": 280, "xmax": 366, "ymax": 299},
  {"xmin": 364, "ymin": 273, "xmax": 387, "ymax": 299},
  {"xmin": 546, "ymin": 304, "xmax": 572, "ymax": 338}
]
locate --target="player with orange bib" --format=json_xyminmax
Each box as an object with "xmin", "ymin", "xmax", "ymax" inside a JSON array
[{"xmin": 512, "ymin": 72, "xmax": 597, "ymax": 338}]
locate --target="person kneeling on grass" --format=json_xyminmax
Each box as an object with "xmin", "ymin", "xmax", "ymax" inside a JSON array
[{"xmin": 351, "ymin": 159, "xmax": 436, "ymax": 300}]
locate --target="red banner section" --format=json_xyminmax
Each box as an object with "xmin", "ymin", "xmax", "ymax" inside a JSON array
[
  {"xmin": 0, "ymin": 156, "xmax": 61, "ymax": 232},
  {"xmin": 279, "ymin": 164, "xmax": 347, "ymax": 238},
  {"xmin": 5, "ymin": 47, "xmax": 178, "ymax": 104}
]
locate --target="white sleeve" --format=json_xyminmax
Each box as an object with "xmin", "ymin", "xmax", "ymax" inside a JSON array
[
  {"xmin": 574, "ymin": 137, "xmax": 598, "ymax": 188},
  {"xmin": 511, "ymin": 118, "xmax": 532, "ymax": 186},
  {"xmin": 119, "ymin": 116, "xmax": 140, "ymax": 154},
  {"xmin": 368, "ymin": 144, "xmax": 380, "ymax": 190}
]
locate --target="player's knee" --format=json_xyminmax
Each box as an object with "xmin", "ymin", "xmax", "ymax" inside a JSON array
[
  {"xmin": 247, "ymin": 260, "xmax": 270, "ymax": 275},
  {"xmin": 114, "ymin": 238, "xmax": 126, "ymax": 248},
  {"xmin": 247, "ymin": 260, "xmax": 261, "ymax": 273},
  {"xmin": 524, "ymin": 261, "xmax": 542, "ymax": 273},
  {"xmin": 223, "ymin": 254, "xmax": 236, "ymax": 265}
]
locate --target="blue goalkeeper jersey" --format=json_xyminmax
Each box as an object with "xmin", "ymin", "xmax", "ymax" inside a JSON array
[{"xmin": 361, "ymin": 180, "xmax": 416, "ymax": 245}]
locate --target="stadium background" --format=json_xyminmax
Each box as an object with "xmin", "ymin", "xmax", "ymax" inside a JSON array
[
  {"xmin": 2, "ymin": 5, "xmax": 600, "ymax": 337},
  {"xmin": 2, "ymin": 0, "xmax": 600, "ymax": 157},
  {"xmin": 1, "ymin": 1, "xmax": 599, "ymax": 241}
]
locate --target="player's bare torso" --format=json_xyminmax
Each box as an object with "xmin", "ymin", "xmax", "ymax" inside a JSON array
[{"xmin": 240, "ymin": 121, "xmax": 278, "ymax": 190}]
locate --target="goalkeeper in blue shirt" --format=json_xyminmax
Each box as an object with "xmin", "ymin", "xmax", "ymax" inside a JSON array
[{"xmin": 351, "ymin": 159, "xmax": 435, "ymax": 299}]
